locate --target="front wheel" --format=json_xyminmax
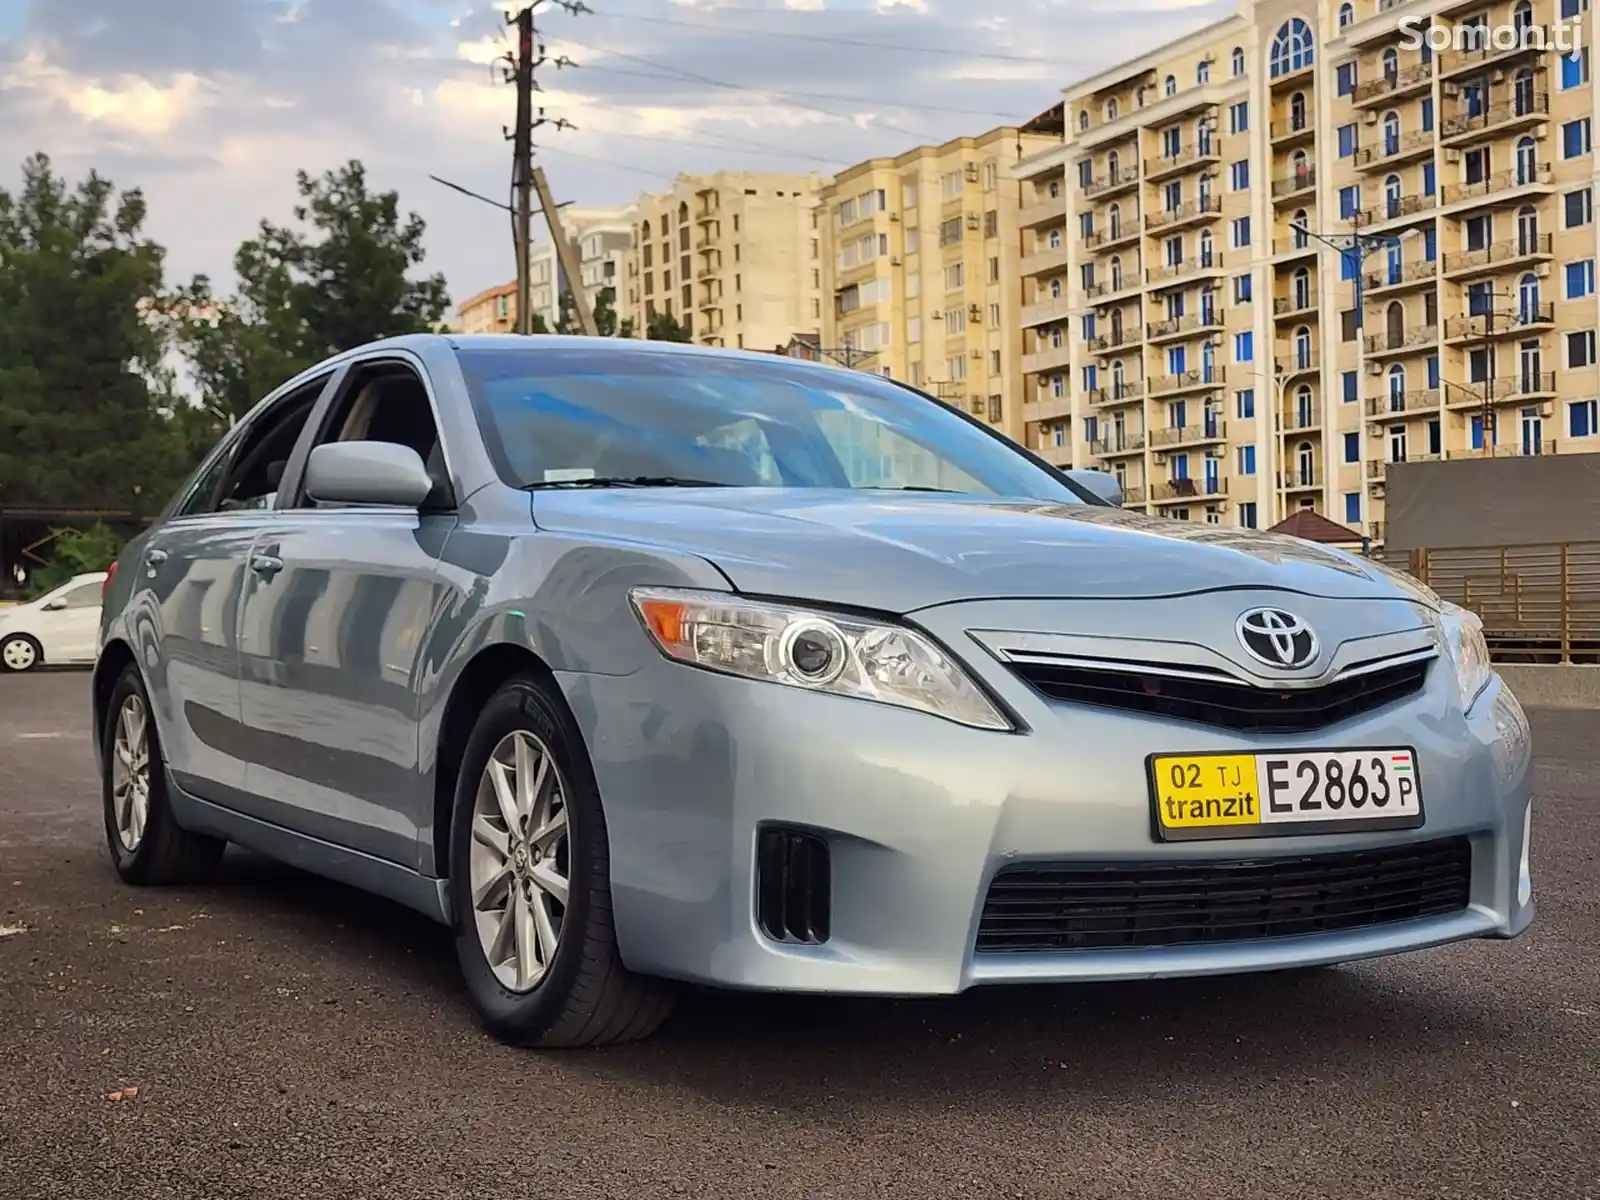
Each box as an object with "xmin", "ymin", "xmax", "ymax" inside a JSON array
[
  {"xmin": 1, "ymin": 633, "xmax": 41, "ymax": 672},
  {"xmin": 448, "ymin": 674, "xmax": 676, "ymax": 1048}
]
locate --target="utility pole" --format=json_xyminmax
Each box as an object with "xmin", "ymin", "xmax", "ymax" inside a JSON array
[{"xmin": 504, "ymin": 1, "xmax": 594, "ymax": 337}]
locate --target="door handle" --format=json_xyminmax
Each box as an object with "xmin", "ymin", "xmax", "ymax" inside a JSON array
[
  {"xmin": 249, "ymin": 553, "xmax": 284, "ymax": 577},
  {"xmin": 144, "ymin": 549, "xmax": 168, "ymax": 568}
]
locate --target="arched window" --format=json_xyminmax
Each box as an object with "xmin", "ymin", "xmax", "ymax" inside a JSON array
[
  {"xmin": 1296, "ymin": 441, "xmax": 1315, "ymax": 486},
  {"xmin": 1294, "ymin": 325, "xmax": 1313, "ymax": 369},
  {"xmin": 1197, "ymin": 60, "xmax": 1211, "ymax": 84},
  {"xmin": 1295, "ymin": 384, "xmax": 1314, "ymax": 429},
  {"xmin": 1108, "ymin": 202, "xmax": 1122, "ymax": 237},
  {"xmin": 1048, "ymin": 228, "xmax": 1062, "ymax": 249},
  {"xmin": 1386, "ymin": 301, "xmax": 1405, "ymax": 346},
  {"xmin": 1338, "ymin": 2, "xmax": 1353, "ymax": 28},
  {"xmin": 1293, "ymin": 266, "xmax": 1311, "ymax": 310},
  {"xmin": 1050, "ymin": 278, "xmax": 1062, "ymax": 298},
  {"xmin": 1290, "ymin": 91, "xmax": 1307, "ymax": 130},
  {"xmin": 1382, "ymin": 46, "xmax": 1398, "ymax": 79},
  {"xmin": 677, "ymin": 201, "xmax": 688, "ymax": 221},
  {"xmin": 1382, "ymin": 110, "xmax": 1400, "ymax": 156},
  {"xmin": 1290, "ymin": 148, "xmax": 1310, "ymax": 182},
  {"xmin": 641, "ymin": 219, "xmax": 651, "ymax": 239},
  {"xmin": 1108, "ymin": 149, "xmax": 1121, "ymax": 181},
  {"xmin": 1270, "ymin": 18, "xmax": 1315, "ymax": 78},
  {"xmin": 1200, "ymin": 228, "xmax": 1215, "ymax": 265},
  {"xmin": 1078, "ymin": 109, "xmax": 1090, "ymax": 132},
  {"xmin": 1106, "ymin": 97, "xmax": 1119, "ymax": 121},
  {"xmin": 1231, "ymin": 46, "xmax": 1246, "ymax": 77},
  {"xmin": 1384, "ymin": 173, "xmax": 1402, "ymax": 218},
  {"xmin": 1519, "ymin": 272, "xmax": 1541, "ymax": 322},
  {"xmin": 1517, "ymin": 204, "xmax": 1539, "ymax": 255},
  {"xmin": 1388, "ymin": 364, "xmax": 1405, "ymax": 409},
  {"xmin": 1513, "ymin": 67, "xmax": 1535, "ymax": 114},
  {"xmin": 1293, "ymin": 209, "xmax": 1310, "ymax": 249},
  {"xmin": 1165, "ymin": 74, "xmax": 1177, "ymax": 96},
  {"xmin": 1110, "ymin": 255, "xmax": 1124, "ymax": 290},
  {"xmin": 1516, "ymin": 135, "xmax": 1537, "ymax": 184},
  {"xmin": 1513, "ymin": 0, "xmax": 1532, "ymax": 32}
]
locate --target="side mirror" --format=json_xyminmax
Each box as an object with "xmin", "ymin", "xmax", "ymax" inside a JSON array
[
  {"xmin": 304, "ymin": 441, "xmax": 434, "ymax": 508},
  {"xmin": 1066, "ymin": 468, "xmax": 1123, "ymax": 508}
]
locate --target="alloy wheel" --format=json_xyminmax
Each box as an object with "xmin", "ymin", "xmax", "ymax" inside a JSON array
[
  {"xmin": 111, "ymin": 693, "xmax": 151, "ymax": 852},
  {"xmin": 468, "ymin": 729, "xmax": 571, "ymax": 992},
  {"xmin": 2, "ymin": 637, "xmax": 36, "ymax": 671}
]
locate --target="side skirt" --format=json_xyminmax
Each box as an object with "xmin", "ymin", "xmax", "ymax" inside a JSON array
[{"xmin": 166, "ymin": 771, "xmax": 453, "ymax": 926}]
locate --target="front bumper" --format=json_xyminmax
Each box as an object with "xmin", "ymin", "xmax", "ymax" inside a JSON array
[{"xmin": 561, "ymin": 628, "xmax": 1534, "ymax": 996}]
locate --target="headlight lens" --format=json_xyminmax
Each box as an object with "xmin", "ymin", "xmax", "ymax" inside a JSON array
[
  {"xmin": 1438, "ymin": 600, "xmax": 1494, "ymax": 713},
  {"xmin": 629, "ymin": 587, "xmax": 1012, "ymax": 731}
]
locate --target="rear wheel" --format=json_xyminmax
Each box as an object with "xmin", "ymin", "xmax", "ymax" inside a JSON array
[
  {"xmin": 448, "ymin": 674, "xmax": 676, "ymax": 1048},
  {"xmin": 1, "ymin": 633, "xmax": 41, "ymax": 672},
  {"xmin": 102, "ymin": 665, "xmax": 225, "ymax": 885}
]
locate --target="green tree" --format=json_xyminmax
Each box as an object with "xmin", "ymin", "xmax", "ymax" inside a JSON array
[
  {"xmin": 0, "ymin": 153, "xmax": 181, "ymax": 509},
  {"xmin": 26, "ymin": 523, "xmax": 124, "ymax": 597},
  {"xmin": 645, "ymin": 311, "xmax": 692, "ymax": 342},
  {"xmin": 170, "ymin": 159, "xmax": 451, "ymax": 422}
]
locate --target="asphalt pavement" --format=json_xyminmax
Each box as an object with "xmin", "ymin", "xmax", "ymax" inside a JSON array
[{"xmin": 1, "ymin": 670, "xmax": 1596, "ymax": 1199}]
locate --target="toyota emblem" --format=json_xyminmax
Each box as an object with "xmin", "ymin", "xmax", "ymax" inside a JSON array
[{"xmin": 1235, "ymin": 607, "xmax": 1319, "ymax": 670}]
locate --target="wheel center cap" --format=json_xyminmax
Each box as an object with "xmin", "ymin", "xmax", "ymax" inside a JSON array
[{"xmin": 513, "ymin": 845, "xmax": 528, "ymax": 871}]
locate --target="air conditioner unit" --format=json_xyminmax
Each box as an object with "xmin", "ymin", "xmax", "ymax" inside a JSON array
[
  {"xmin": 1363, "ymin": 111, "xmax": 1380, "ymax": 125},
  {"xmin": 1444, "ymin": 148, "xmax": 1462, "ymax": 163},
  {"xmin": 965, "ymin": 164, "xmax": 980, "ymax": 182},
  {"xmin": 1153, "ymin": 452, "xmax": 1170, "ymax": 464},
  {"xmin": 1442, "ymin": 82, "xmax": 1461, "ymax": 98},
  {"xmin": 1205, "ymin": 447, "xmax": 1225, "ymax": 459},
  {"xmin": 931, "ymin": 310, "xmax": 943, "ymax": 319},
  {"xmin": 890, "ymin": 255, "xmax": 902, "ymax": 266},
  {"xmin": 1367, "ymin": 361, "xmax": 1385, "ymax": 376},
  {"xmin": 1489, "ymin": 69, "xmax": 1506, "ymax": 83},
  {"xmin": 971, "ymin": 349, "xmax": 984, "ymax": 360},
  {"xmin": 1534, "ymin": 123, "xmax": 1550, "ymax": 140},
  {"xmin": 966, "ymin": 213, "xmax": 980, "ymax": 229},
  {"xmin": 1540, "ymin": 402, "xmax": 1554, "ymax": 417},
  {"xmin": 1534, "ymin": 261, "xmax": 1551, "ymax": 277},
  {"xmin": 889, "ymin": 213, "xmax": 900, "ymax": 222}
]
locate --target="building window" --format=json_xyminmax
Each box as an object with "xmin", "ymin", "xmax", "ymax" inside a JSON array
[
  {"xmin": 1197, "ymin": 59, "xmax": 1211, "ymax": 84},
  {"xmin": 1337, "ymin": 124, "xmax": 1357, "ymax": 157},
  {"xmin": 1228, "ymin": 101, "xmax": 1249, "ymax": 134},
  {"xmin": 1344, "ymin": 492, "xmax": 1361, "ymax": 524},
  {"xmin": 1231, "ymin": 216, "xmax": 1251, "ymax": 248},
  {"xmin": 1237, "ymin": 445, "xmax": 1256, "ymax": 474},
  {"xmin": 1571, "ymin": 330, "xmax": 1598, "ymax": 367},
  {"xmin": 1230, "ymin": 160, "xmax": 1250, "ymax": 190},
  {"xmin": 1233, "ymin": 273, "xmax": 1252, "ymax": 303},
  {"xmin": 1338, "ymin": 2, "xmax": 1353, "ymax": 28},
  {"xmin": 1344, "ymin": 431, "xmax": 1360, "ymax": 463},
  {"xmin": 1268, "ymin": 18, "xmax": 1314, "ymax": 79},
  {"xmin": 1567, "ymin": 259, "xmax": 1595, "ymax": 298},
  {"xmin": 1563, "ymin": 118, "xmax": 1592, "ymax": 158},
  {"xmin": 1231, "ymin": 46, "xmax": 1245, "ymax": 76},
  {"xmin": 1563, "ymin": 48, "xmax": 1591, "ymax": 89},
  {"xmin": 1234, "ymin": 331, "xmax": 1254, "ymax": 361},
  {"xmin": 1235, "ymin": 388, "xmax": 1255, "ymax": 418},
  {"xmin": 1337, "ymin": 62, "xmax": 1356, "ymax": 96},
  {"xmin": 1571, "ymin": 398, "xmax": 1599, "ymax": 437},
  {"xmin": 1566, "ymin": 188, "xmax": 1594, "ymax": 227},
  {"xmin": 1239, "ymin": 501, "xmax": 1257, "ymax": 529}
]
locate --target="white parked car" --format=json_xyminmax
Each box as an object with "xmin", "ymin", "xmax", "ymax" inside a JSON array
[{"xmin": 0, "ymin": 572, "xmax": 107, "ymax": 672}]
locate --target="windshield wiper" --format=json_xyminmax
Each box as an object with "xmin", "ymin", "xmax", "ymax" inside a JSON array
[
  {"xmin": 524, "ymin": 475, "xmax": 733, "ymax": 490},
  {"xmin": 886, "ymin": 485, "xmax": 965, "ymax": 493}
]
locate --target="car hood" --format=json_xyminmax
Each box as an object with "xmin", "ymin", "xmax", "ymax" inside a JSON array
[{"xmin": 531, "ymin": 489, "xmax": 1438, "ymax": 614}]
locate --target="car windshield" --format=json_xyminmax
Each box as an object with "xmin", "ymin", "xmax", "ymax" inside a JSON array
[{"xmin": 457, "ymin": 346, "xmax": 1088, "ymax": 501}]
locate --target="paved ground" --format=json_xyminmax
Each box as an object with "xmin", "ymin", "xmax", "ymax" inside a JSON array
[{"xmin": 1, "ymin": 672, "xmax": 1596, "ymax": 1200}]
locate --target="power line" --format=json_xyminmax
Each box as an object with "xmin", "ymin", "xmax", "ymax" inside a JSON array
[
  {"xmin": 561, "ymin": 124, "xmax": 846, "ymax": 167},
  {"xmin": 589, "ymin": 8, "xmax": 1065, "ymax": 66},
  {"xmin": 535, "ymin": 142, "xmax": 680, "ymax": 181},
  {"xmin": 571, "ymin": 60, "xmax": 1036, "ymax": 121}
]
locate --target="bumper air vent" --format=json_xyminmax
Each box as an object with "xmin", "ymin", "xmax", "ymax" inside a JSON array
[
  {"xmin": 755, "ymin": 825, "xmax": 831, "ymax": 946},
  {"xmin": 977, "ymin": 836, "xmax": 1472, "ymax": 953}
]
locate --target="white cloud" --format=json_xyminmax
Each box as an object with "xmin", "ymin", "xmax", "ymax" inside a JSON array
[{"xmin": 3, "ymin": 50, "xmax": 211, "ymax": 136}]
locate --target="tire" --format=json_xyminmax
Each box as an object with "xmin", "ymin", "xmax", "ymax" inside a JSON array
[
  {"xmin": 448, "ymin": 673, "xmax": 676, "ymax": 1048},
  {"xmin": 1, "ymin": 633, "xmax": 41, "ymax": 672},
  {"xmin": 101, "ymin": 664, "xmax": 225, "ymax": 886}
]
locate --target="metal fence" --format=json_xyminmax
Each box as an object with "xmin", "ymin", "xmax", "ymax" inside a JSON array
[{"xmin": 1379, "ymin": 541, "xmax": 1600, "ymax": 664}]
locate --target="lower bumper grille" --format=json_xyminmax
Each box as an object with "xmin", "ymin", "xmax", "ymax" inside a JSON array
[
  {"xmin": 977, "ymin": 837, "xmax": 1472, "ymax": 952},
  {"xmin": 755, "ymin": 825, "xmax": 831, "ymax": 945},
  {"xmin": 1006, "ymin": 656, "xmax": 1431, "ymax": 733}
]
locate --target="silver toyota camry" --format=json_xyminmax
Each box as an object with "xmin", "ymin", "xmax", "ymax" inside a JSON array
[{"xmin": 92, "ymin": 334, "xmax": 1535, "ymax": 1048}]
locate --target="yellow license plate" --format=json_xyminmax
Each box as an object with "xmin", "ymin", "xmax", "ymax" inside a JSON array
[{"xmin": 1148, "ymin": 748, "xmax": 1425, "ymax": 842}]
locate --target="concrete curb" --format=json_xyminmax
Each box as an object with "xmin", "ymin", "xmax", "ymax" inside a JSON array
[{"xmin": 1497, "ymin": 664, "xmax": 1600, "ymax": 711}]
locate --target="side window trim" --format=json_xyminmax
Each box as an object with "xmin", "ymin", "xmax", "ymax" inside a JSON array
[{"xmin": 278, "ymin": 350, "xmax": 458, "ymax": 512}]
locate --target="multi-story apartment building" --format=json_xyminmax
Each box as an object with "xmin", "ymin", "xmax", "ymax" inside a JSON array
[
  {"xmin": 456, "ymin": 205, "xmax": 637, "ymax": 334},
  {"xmin": 1022, "ymin": 0, "xmax": 1598, "ymax": 541},
  {"xmin": 574, "ymin": 204, "xmax": 635, "ymax": 326},
  {"xmin": 623, "ymin": 171, "xmax": 826, "ymax": 350},
  {"xmin": 819, "ymin": 117, "xmax": 1064, "ymax": 448},
  {"xmin": 456, "ymin": 281, "xmax": 518, "ymax": 334}
]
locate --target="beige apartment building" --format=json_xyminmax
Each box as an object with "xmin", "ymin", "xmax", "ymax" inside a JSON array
[
  {"xmin": 819, "ymin": 119, "xmax": 1064, "ymax": 446},
  {"xmin": 1018, "ymin": 0, "xmax": 1599, "ymax": 541},
  {"xmin": 456, "ymin": 281, "xmax": 518, "ymax": 334},
  {"xmin": 622, "ymin": 171, "xmax": 826, "ymax": 350}
]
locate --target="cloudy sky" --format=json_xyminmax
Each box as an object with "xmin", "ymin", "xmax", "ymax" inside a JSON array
[{"xmin": 0, "ymin": 0, "xmax": 1229, "ymax": 312}]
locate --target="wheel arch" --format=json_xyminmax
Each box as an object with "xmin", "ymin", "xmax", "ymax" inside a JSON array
[{"xmin": 91, "ymin": 639, "xmax": 140, "ymax": 760}]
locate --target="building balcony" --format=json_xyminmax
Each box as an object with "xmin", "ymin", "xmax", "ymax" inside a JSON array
[
  {"xmin": 1282, "ymin": 402, "xmax": 1322, "ymax": 433},
  {"xmin": 1438, "ymin": 27, "xmax": 1553, "ymax": 79},
  {"xmin": 1022, "ymin": 343, "xmax": 1072, "ymax": 375},
  {"xmin": 1023, "ymin": 394, "xmax": 1073, "ymax": 424},
  {"xmin": 1145, "ymin": 254, "xmax": 1226, "ymax": 288},
  {"xmin": 1269, "ymin": 59, "xmax": 1315, "ymax": 91},
  {"xmin": 1084, "ymin": 223, "xmax": 1141, "ymax": 252},
  {"xmin": 1440, "ymin": 93, "xmax": 1550, "ymax": 146},
  {"xmin": 1019, "ymin": 194, "xmax": 1067, "ymax": 229},
  {"xmin": 1354, "ymin": 193, "xmax": 1439, "ymax": 229},
  {"xmin": 1369, "ymin": 453, "xmax": 1445, "ymax": 482},
  {"xmin": 1149, "ymin": 366, "xmax": 1227, "ymax": 397},
  {"xmin": 1143, "ymin": 144, "xmax": 1221, "ymax": 183},
  {"xmin": 1151, "ymin": 476, "xmax": 1228, "ymax": 504},
  {"xmin": 1269, "ymin": 113, "xmax": 1317, "ymax": 148},
  {"xmin": 1366, "ymin": 258, "xmax": 1438, "ymax": 295},
  {"xmin": 1273, "ymin": 234, "xmax": 1318, "ymax": 258},
  {"xmin": 1278, "ymin": 468, "xmax": 1321, "ymax": 492},
  {"xmin": 1149, "ymin": 418, "xmax": 1226, "ymax": 448},
  {"xmin": 1274, "ymin": 292, "xmax": 1317, "ymax": 321},
  {"xmin": 1366, "ymin": 388, "xmax": 1441, "ymax": 417},
  {"xmin": 1122, "ymin": 484, "xmax": 1149, "ymax": 506},
  {"xmin": 1442, "ymin": 373, "xmax": 1558, "ymax": 407},
  {"xmin": 1352, "ymin": 60, "xmax": 1435, "ymax": 108},
  {"xmin": 1354, "ymin": 129, "xmax": 1435, "ymax": 171},
  {"xmin": 1441, "ymin": 164, "xmax": 1555, "ymax": 209},
  {"xmin": 1271, "ymin": 167, "xmax": 1316, "ymax": 202},
  {"xmin": 1445, "ymin": 440, "xmax": 1559, "ymax": 460},
  {"xmin": 1020, "ymin": 293, "xmax": 1074, "ymax": 328},
  {"xmin": 1087, "ymin": 381, "xmax": 1148, "ymax": 406},
  {"xmin": 1085, "ymin": 276, "xmax": 1143, "ymax": 304},
  {"xmin": 1091, "ymin": 433, "xmax": 1147, "ymax": 458},
  {"xmin": 1088, "ymin": 326, "xmax": 1143, "ymax": 353},
  {"xmin": 1144, "ymin": 196, "xmax": 1222, "ymax": 233},
  {"xmin": 1363, "ymin": 325, "xmax": 1439, "ymax": 357},
  {"xmin": 1441, "ymin": 235, "xmax": 1554, "ymax": 279},
  {"xmin": 1275, "ymin": 350, "xmax": 1319, "ymax": 379},
  {"xmin": 1442, "ymin": 304, "xmax": 1555, "ymax": 343},
  {"xmin": 1020, "ymin": 244, "xmax": 1072, "ymax": 278},
  {"xmin": 1146, "ymin": 310, "xmax": 1224, "ymax": 344},
  {"xmin": 1083, "ymin": 167, "xmax": 1141, "ymax": 200}
]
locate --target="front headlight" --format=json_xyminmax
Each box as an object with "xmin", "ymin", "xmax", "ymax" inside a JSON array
[
  {"xmin": 629, "ymin": 587, "xmax": 1013, "ymax": 731},
  {"xmin": 1438, "ymin": 600, "xmax": 1494, "ymax": 714}
]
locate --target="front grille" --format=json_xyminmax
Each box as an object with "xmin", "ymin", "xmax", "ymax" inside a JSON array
[
  {"xmin": 976, "ymin": 837, "xmax": 1472, "ymax": 953},
  {"xmin": 755, "ymin": 825, "xmax": 831, "ymax": 945},
  {"xmin": 1007, "ymin": 656, "xmax": 1430, "ymax": 733}
]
